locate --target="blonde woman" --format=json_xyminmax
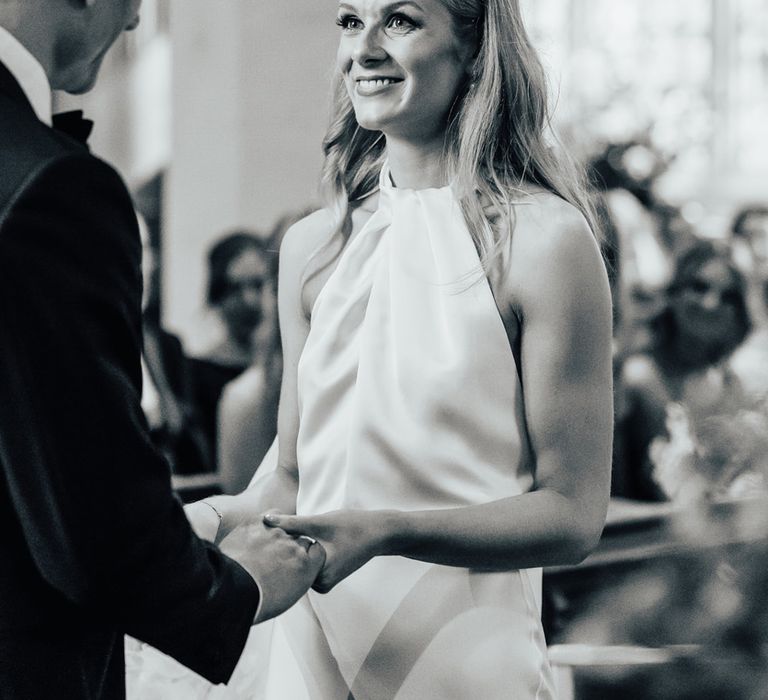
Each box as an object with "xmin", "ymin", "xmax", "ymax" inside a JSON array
[{"xmin": 195, "ymin": 1, "xmax": 613, "ymax": 696}]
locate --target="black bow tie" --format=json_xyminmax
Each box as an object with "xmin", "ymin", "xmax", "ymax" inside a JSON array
[{"xmin": 52, "ymin": 110, "xmax": 94, "ymax": 145}]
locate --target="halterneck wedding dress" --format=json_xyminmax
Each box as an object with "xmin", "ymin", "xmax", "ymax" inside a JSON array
[{"xmin": 253, "ymin": 163, "xmax": 557, "ymax": 700}]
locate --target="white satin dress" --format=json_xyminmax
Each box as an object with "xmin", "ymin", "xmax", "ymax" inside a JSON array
[{"xmin": 263, "ymin": 164, "xmax": 557, "ymax": 700}]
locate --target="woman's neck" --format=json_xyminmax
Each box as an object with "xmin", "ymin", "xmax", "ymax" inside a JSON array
[{"xmin": 385, "ymin": 135, "xmax": 448, "ymax": 190}]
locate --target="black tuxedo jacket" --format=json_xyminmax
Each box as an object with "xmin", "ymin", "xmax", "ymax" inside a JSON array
[{"xmin": 0, "ymin": 61, "xmax": 259, "ymax": 698}]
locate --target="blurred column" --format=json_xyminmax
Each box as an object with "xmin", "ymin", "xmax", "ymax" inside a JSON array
[
  {"xmin": 164, "ymin": 0, "xmax": 336, "ymax": 345},
  {"xmin": 711, "ymin": 0, "xmax": 734, "ymax": 175}
]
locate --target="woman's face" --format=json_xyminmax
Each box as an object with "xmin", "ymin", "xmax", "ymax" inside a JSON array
[
  {"xmin": 672, "ymin": 259, "xmax": 743, "ymax": 347},
  {"xmin": 336, "ymin": 0, "xmax": 473, "ymax": 142},
  {"xmin": 219, "ymin": 249, "xmax": 268, "ymax": 339}
]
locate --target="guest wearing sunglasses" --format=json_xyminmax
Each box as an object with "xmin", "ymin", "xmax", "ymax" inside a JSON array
[{"xmin": 615, "ymin": 239, "xmax": 752, "ymax": 501}]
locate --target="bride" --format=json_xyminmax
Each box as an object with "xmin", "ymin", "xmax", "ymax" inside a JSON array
[{"xmin": 179, "ymin": 0, "xmax": 613, "ymax": 697}]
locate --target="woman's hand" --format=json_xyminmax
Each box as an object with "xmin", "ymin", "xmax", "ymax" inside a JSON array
[{"xmin": 263, "ymin": 510, "xmax": 395, "ymax": 593}]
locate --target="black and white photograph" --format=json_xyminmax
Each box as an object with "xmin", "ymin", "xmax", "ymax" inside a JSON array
[{"xmin": 1, "ymin": 1, "xmax": 767, "ymax": 698}]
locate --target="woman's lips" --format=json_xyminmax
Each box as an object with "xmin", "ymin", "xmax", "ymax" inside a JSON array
[{"xmin": 354, "ymin": 77, "xmax": 403, "ymax": 96}]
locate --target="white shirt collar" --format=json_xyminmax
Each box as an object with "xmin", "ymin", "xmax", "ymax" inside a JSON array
[{"xmin": 0, "ymin": 25, "xmax": 52, "ymax": 126}]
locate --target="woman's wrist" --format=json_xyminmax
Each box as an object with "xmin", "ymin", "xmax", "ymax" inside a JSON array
[
  {"xmin": 205, "ymin": 493, "xmax": 241, "ymax": 544},
  {"xmin": 376, "ymin": 509, "xmax": 408, "ymax": 556},
  {"xmin": 185, "ymin": 500, "xmax": 222, "ymax": 543}
]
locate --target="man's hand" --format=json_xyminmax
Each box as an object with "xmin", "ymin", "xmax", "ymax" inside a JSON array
[{"xmin": 218, "ymin": 519, "xmax": 325, "ymax": 623}]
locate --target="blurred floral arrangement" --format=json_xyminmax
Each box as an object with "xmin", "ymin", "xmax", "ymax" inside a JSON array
[
  {"xmin": 650, "ymin": 399, "xmax": 768, "ymax": 503},
  {"xmin": 565, "ymin": 392, "xmax": 768, "ymax": 699},
  {"xmin": 567, "ymin": 536, "xmax": 768, "ymax": 699}
]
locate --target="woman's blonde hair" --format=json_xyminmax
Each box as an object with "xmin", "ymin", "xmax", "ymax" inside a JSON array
[{"xmin": 320, "ymin": 0, "xmax": 597, "ymax": 272}]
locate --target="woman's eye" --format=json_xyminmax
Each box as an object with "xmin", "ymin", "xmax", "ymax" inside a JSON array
[
  {"xmin": 387, "ymin": 13, "xmax": 416, "ymax": 31},
  {"xmin": 336, "ymin": 14, "xmax": 362, "ymax": 31}
]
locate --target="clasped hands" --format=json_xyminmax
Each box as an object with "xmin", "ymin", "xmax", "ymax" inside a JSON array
[
  {"xmin": 202, "ymin": 501, "xmax": 388, "ymax": 623},
  {"xmin": 263, "ymin": 509, "xmax": 389, "ymax": 594}
]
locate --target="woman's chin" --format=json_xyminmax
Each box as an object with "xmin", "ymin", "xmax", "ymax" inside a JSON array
[
  {"xmin": 352, "ymin": 106, "xmax": 396, "ymax": 134},
  {"xmin": 355, "ymin": 117, "xmax": 388, "ymax": 134}
]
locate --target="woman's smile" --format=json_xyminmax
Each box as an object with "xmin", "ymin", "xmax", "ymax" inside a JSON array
[{"xmin": 354, "ymin": 76, "xmax": 403, "ymax": 96}]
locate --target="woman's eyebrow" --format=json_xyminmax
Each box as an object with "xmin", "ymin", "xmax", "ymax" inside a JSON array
[{"xmin": 338, "ymin": 1, "xmax": 425, "ymax": 15}]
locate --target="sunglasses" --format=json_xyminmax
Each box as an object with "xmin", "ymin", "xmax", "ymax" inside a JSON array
[
  {"xmin": 682, "ymin": 278, "xmax": 741, "ymax": 306},
  {"xmin": 224, "ymin": 277, "xmax": 266, "ymax": 296}
]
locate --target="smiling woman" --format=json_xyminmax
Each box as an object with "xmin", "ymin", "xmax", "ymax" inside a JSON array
[
  {"xmin": 335, "ymin": 0, "xmax": 473, "ymax": 144},
  {"xmin": 192, "ymin": 0, "xmax": 614, "ymax": 697}
]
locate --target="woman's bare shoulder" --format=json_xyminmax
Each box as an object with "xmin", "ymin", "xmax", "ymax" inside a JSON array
[
  {"xmin": 501, "ymin": 190, "xmax": 602, "ymax": 307},
  {"xmin": 280, "ymin": 190, "xmax": 380, "ymax": 266},
  {"xmin": 512, "ymin": 189, "xmax": 593, "ymax": 246},
  {"xmin": 279, "ymin": 193, "xmax": 380, "ymax": 316},
  {"xmin": 279, "ymin": 208, "xmax": 337, "ymax": 267}
]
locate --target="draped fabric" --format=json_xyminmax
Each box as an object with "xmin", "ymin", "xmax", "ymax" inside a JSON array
[{"xmin": 266, "ymin": 164, "xmax": 556, "ymax": 699}]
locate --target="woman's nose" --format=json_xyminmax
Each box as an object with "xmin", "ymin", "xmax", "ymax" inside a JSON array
[
  {"xmin": 351, "ymin": 27, "xmax": 387, "ymax": 64},
  {"xmin": 700, "ymin": 291, "xmax": 721, "ymax": 310},
  {"xmin": 241, "ymin": 288, "xmax": 261, "ymax": 307}
]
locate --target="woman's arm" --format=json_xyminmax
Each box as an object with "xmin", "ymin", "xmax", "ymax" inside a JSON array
[
  {"xmin": 187, "ymin": 212, "xmax": 336, "ymax": 542},
  {"xmin": 268, "ymin": 196, "xmax": 614, "ymax": 591}
]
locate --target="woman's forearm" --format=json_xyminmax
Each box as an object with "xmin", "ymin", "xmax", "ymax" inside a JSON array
[
  {"xmin": 379, "ymin": 489, "xmax": 603, "ymax": 570},
  {"xmin": 265, "ymin": 486, "xmax": 606, "ymax": 592}
]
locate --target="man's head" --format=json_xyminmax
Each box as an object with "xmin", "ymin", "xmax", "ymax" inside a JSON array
[
  {"xmin": 54, "ymin": 0, "xmax": 142, "ymax": 93},
  {"xmin": 0, "ymin": 0, "xmax": 141, "ymax": 93}
]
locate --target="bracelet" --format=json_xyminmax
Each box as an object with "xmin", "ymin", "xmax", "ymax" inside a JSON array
[{"xmin": 200, "ymin": 500, "xmax": 223, "ymax": 538}]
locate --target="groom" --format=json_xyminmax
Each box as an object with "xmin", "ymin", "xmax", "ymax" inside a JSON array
[{"xmin": 0, "ymin": 1, "xmax": 323, "ymax": 698}]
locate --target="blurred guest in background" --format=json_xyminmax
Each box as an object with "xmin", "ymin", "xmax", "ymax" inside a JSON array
[
  {"xmin": 200, "ymin": 231, "xmax": 272, "ymax": 366},
  {"xmin": 731, "ymin": 205, "xmax": 768, "ymax": 263},
  {"xmin": 589, "ymin": 137, "xmax": 696, "ymax": 355},
  {"xmin": 729, "ymin": 204, "xmax": 768, "ymax": 397},
  {"xmin": 139, "ymin": 217, "xmax": 212, "ymax": 476},
  {"xmin": 216, "ymin": 262, "xmax": 280, "ymax": 494},
  {"xmin": 189, "ymin": 231, "xmax": 274, "ymax": 471},
  {"xmin": 615, "ymin": 240, "xmax": 752, "ymax": 501},
  {"xmin": 217, "ymin": 210, "xmax": 312, "ymax": 493}
]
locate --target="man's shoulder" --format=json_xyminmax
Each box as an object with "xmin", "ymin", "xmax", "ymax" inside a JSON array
[
  {"xmin": 0, "ymin": 95, "xmax": 117, "ymax": 214},
  {"xmin": 0, "ymin": 105, "xmax": 138, "ymax": 261},
  {"xmin": 0, "ymin": 92, "xmax": 76, "ymax": 159}
]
